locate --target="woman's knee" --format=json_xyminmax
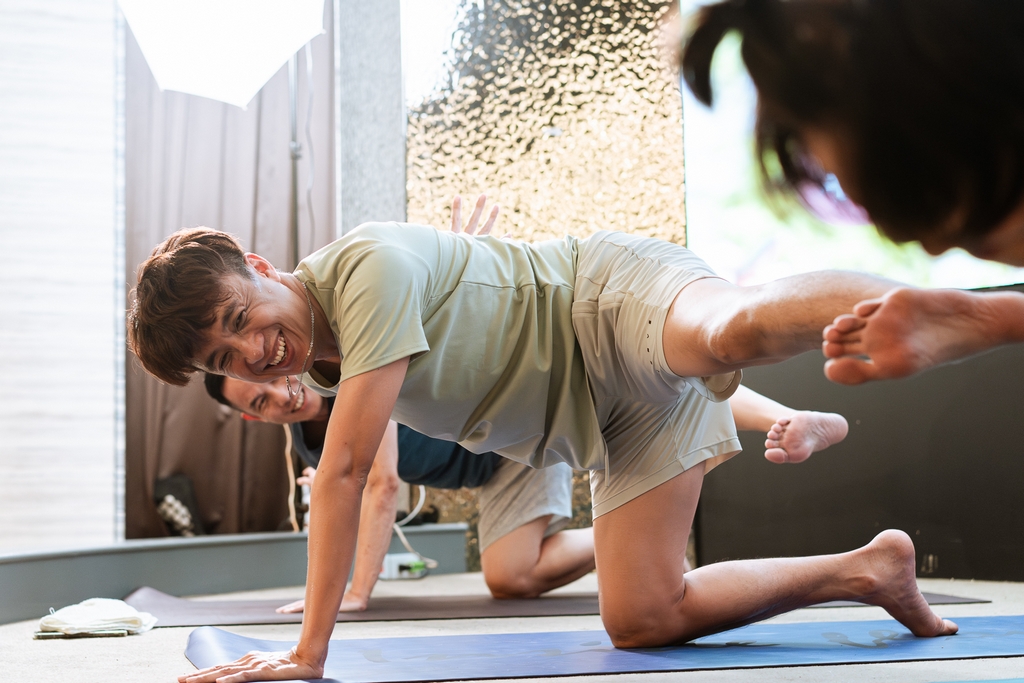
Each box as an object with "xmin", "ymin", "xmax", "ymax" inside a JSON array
[
  {"xmin": 600, "ymin": 583, "xmax": 691, "ymax": 648},
  {"xmin": 483, "ymin": 567, "xmax": 543, "ymax": 599},
  {"xmin": 602, "ymin": 610, "xmax": 665, "ymax": 647}
]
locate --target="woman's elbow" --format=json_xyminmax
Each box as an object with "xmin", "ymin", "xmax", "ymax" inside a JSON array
[
  {"xmin": 314, "ymin": 465, "xmax": 369, "ymax": 494},
  {"xmin": 367, "ymin": 472, "xmax": 401, "ymax": 499}
]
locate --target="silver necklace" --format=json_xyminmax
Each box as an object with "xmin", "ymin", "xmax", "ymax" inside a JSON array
[{"xmin": 285, "ymin": 281, "xmax": 316, "ymax": 399}]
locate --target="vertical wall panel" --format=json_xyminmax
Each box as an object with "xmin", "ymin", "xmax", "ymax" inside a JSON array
[
  {"xmin": 180, "ymin": 99, "xmax": 228, "ymax": 228},
  {"xmin": 219, "ymin": 108, "xmax": 260, "ymax": 239},
  {"xmin": 337, "ymin": 0, "xmax": 407, "ymax": 233},
  {"xmin": 297, "ymin": 29, "xmax": 338, "ymax": 254},
  {"xmin": 250, "ymin": 72, "xmax": 294, "ymax": 266},
  {"xmin": 0, "ymin": 0, "xmax": 117, "ymax": 552}
]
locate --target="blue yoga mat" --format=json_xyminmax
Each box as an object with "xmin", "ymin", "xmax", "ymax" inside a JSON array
[{"xmin": 186, "ymin": 615, "xmax": 1024, "ymax": 682}]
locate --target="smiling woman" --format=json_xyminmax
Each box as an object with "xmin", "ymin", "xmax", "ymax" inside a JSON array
[
  {"xmin": 212, "ymin": 375, "xmax": 325, "ymax": 424},
  {"xmin": 129, "ymin": 229, "xmax": 254, "ymax": 385},
  {"xmin": 128, "ymin": 227, "xmax": 331, "ymax": 389}
]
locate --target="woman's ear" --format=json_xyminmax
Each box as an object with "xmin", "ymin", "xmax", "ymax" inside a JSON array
[{"xmin": 244, "ymin": 253, "xmax": 282, "ymax": 282}]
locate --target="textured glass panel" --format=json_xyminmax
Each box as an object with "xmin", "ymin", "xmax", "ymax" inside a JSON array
[
  {"xmin": 402, "ymin": 0, "xmax": 683, "ymax": 570},
  {"xmin": 406, "ymin": 0, "xmax": 684, "ymax": 242}
]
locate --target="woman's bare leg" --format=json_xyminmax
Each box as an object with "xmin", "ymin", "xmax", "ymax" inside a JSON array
[
  {"xmin": 662, "ymin": 274, "xmax": 896, "ymax": 378},
  {"xmin": 481, "ymin": 517, "xmax": 595, "ymax": 599},
  {"xmin": 729, "ymin": 385, "xmax": 849, "ymax": 463},
  {"xmin": 594, "ymin": 466, "xmax": 957, "ymax": 648}
]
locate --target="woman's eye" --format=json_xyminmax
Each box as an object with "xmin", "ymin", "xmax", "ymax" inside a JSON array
[{"xmin": 235, "ymin": 310, "xmax": 246, "ymax": 330}]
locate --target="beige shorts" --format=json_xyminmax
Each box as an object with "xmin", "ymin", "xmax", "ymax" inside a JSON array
[
  {"xmin": 572, "ymin": 231, "xmax": 743, "ymax": 518},
  {"xmin": 476, "ymin": 459, "xmax": 574, "ymax": 552}
]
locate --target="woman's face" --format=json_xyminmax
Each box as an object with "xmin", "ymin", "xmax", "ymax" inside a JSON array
[
  {"xmin": 195, "ymin": 255, "xmax": 316, "ymax": 383},
  {"xmin": 221, "ymin": 376, "xmax": 325, "ymax": 424},
  {"xmin": 801, "ymin": 127, "xmax": 1024, "ymax": 266}
]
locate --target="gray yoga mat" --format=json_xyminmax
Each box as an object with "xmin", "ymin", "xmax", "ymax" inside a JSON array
[
  {"xmin": 126, "ymin": 586, "xmax": 987, "ymax": 628},
  {"xmin": 125, "ymin": 587, "xmax": 601, "ymax": 627}
]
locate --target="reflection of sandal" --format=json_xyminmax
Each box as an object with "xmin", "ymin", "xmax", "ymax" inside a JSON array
[{"xmin": 153, "ymin": 474, "xmax": 206, "ymax": 536}]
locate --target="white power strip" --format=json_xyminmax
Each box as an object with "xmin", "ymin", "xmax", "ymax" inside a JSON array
[{"xmin": 379, "ymin": 552, "xmax": 428, "ymax": 580}]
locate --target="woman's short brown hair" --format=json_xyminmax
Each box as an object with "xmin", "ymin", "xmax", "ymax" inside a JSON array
[
  {"xmin": 681, "ymin": 0, "xmax": 1024, "ymax": 245},
  {"xmin": 128, "ymin": 228, "xmax": 250, "ymax": 386}
]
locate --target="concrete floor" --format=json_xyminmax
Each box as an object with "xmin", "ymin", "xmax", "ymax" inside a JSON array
[{"xmin": 4, "ymin": 573, "xmax": 1023, "ymax": 683}]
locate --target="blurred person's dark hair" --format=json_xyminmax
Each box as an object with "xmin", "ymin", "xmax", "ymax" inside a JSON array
[{"xmin": 681, "ymin": 0, "xmax": 1024, "ymax": 245}]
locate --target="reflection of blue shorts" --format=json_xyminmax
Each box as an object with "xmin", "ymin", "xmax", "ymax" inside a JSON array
[
  {"xmin": 395, "ymin": 425, "xmax": 504, "ymax": 489},
  {"xmin": 476, "ymin": 459, "xmax": 573, "ymax": 552},
  {"xmin": 573, "ymin": 231, "xmax": 743, "ymax": 519}
]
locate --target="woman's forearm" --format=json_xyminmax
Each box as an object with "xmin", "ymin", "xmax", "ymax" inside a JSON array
[
  {"xmin": 295, "ymin": 360, "xmax": 410, "ymax": 663},
  {"xmin": 294, "ymin": 473, "xmax": 364, "ymax": 665},
  {"xmin": 347, "ymin": 478, "xmax": 400, "ymax": 603}
]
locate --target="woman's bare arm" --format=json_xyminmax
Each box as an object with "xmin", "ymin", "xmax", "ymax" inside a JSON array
[
  {"xmin": 180, "ymin": 358, "xmax": 409, "ymax": 683},
  {"xmin": 275, "ymin": 421, "xmax": 401, "ymax": 615}
]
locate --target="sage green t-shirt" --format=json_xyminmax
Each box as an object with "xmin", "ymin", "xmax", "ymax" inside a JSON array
[{"xmin": 294, "ymin": 222, "xmax": 604, "ymax": 470}]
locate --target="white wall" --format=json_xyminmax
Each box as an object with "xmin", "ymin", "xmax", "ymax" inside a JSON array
[{"xmin": 0, "ymin": 0, "xmax": 117, "ymax": 552}]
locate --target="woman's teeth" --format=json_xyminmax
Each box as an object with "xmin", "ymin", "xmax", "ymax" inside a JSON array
[
  {"xmin": 269, "ymin": 337, "xmax": 286, "ymax": 366},
  {"xmin": 293, "ymin": 388, "xmax": 305, "ymax": 411}
]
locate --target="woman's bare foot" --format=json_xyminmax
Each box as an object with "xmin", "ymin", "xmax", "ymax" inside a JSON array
[
  {"xmin": 764, "ymin": 411, "xmax": 848, "ymax": 464},
  {"xmin": 823, "ymin": 287, "xmax": 1010, "ymax": 385},
  {"xmin": 848, "ymin": 530, "xmax": 958, "ymax": 637}
]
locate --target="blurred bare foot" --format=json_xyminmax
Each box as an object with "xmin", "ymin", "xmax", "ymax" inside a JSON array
[{"xmin": 823, "ymin": 287, "xmax": 1003, "ymax": 385}]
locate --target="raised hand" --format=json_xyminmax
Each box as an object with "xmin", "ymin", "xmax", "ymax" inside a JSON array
[
  {"xmin": 296, "ymin": 466, "xmax": 317, "ymax": 487},
  {"xmin": 451, "ymin": 194, "xmax": 500, "ymax": 236},
  {"xmin": 275, "ymin": 598, "xmax": 304, "ymax": 614}
]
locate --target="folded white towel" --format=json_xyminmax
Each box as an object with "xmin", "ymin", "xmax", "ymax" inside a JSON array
[{"xmin": 38, "ymin": 598, "xmax": 157, "ymax": 635}]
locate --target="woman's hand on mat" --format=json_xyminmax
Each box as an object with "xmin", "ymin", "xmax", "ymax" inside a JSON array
[
  {"xmin": 179, "ymin": 647, "xmax": 323, "ymax": 683},
  {"xmin": 275, "ymin": 591, "xmax": 368, "ymax": 614},
  {"xmin": 451, "ymin": 194, "xmax": 500, "ymax": 236},
  {"xmin": 275, "ymin": 598, "xmax": 305, "ymax": 614},
  {"xmin": 339, "ymin": 591, "xmax": 369, "ymax": 612}
]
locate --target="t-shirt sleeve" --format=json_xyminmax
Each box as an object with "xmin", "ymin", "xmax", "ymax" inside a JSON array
[{"xmin": 334, "ymin": 244, "xmax": 431, "ymax": 382}]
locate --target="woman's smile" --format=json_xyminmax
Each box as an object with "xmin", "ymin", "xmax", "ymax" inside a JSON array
[{"xmin": 268, "ymin": 336, "xmax": 286, "ymax": 367}]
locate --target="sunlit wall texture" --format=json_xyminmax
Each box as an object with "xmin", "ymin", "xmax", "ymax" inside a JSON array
[{"xmin": 401, "ymin": 0, "xmax": 684, "ymax": 569}]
